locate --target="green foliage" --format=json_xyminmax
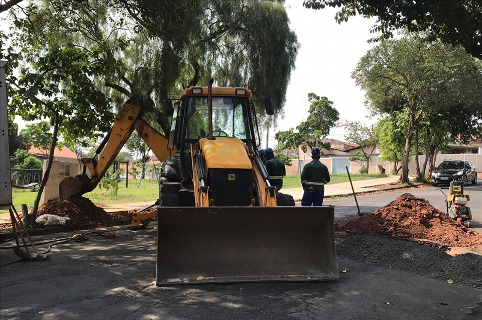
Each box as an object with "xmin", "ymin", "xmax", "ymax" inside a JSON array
[
  {"xmin": 352, "ymin": 35, "xmax": 482, "ymax": 181},
  {"xmin": 98, "ymin": 169, "xmax": 124, "ymax": 197},
  {"xmin": 303, "ymin": 0, "xmax": 482, "ymax": 59},
  {"xmin": 10, "ymin": 149, "xmax": 41, "ymax": 169},
  {"xmin": 125, "ymin": 132, "xmax": 149, "ymax": 161},
  {"xmin": 10, "ymin": 149, "xmax": 29, "ymax": 168},
  {"xmin": 115, "ymin": 151, "xmax": 134, "ymax": 163},
  {"xmin": 358, "ymin": 165, "xmax": 368, "ymax": 174},
  {"xmin": 375, "ymin": 113, "xmax": 407, "ymax": 173},
  {"xmin": 7, "ymin": 127, "xmax": 25, "ymax": 157},
  {"xmin": 276, "ymin": 93, "xmax": 339, "ymax": 153},
  {"xmin": 128, "ymin": 165, "xmax": 140, "ymax": 181},
  {"xmin": 20, "ymin": 121, "xmax": 52, "ymax": 150},
  {"xmin": 349, "ymin": 151, "xmax": 370, "ymax": 166},
  {"xmin": 3, "ymin": 0, "xmax": 298, "ymax": 137},
  {"xmin": 21, "ymin": 155, "xmax": 42, "ymax": 169},
  {"xmin": 273, "ymin": 147, "xmax": 292, "ymax": 166},
  {"xmin": 344, "ymin": 121, "xmax": 378, "ymax": 173}
]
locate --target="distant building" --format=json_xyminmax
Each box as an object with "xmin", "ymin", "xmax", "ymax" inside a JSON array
[{"xmin": 28, "ymin": 146, "xmax": 81, "ymax": 202}]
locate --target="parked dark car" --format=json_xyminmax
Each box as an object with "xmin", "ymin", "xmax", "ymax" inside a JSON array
[{"xmin": 431, "ymin": 160, "xmax": 477, "ymax": 186}]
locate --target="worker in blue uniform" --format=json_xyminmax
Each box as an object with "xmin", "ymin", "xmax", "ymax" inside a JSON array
[
  {"xmin": 264, "ymin": 147, "xmax": 285, "ymax": 192},
  {"xmin": 301, "ymin": 147, "xmax": 330, "ymax": 206}
]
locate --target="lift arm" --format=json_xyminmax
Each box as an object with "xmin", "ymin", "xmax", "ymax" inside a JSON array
[{"xmin": 59, "ymin": 102, "xmax": 171, "ymax": 199}]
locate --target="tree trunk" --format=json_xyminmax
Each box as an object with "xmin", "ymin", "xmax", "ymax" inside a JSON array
[
  {"xmin": 401, "ymin": 104, "xmax": 416, "ymax": 183},
  {"xmin": 32, "ymin": 112, "xmax": 60, "ymax": 216},
  {"xmin": 265, "ymin": 125, "xmax": 269, "ymax": 148},
  {"xmin": 415, "ymin": 126, "xmax": 422, "ymax": 181},
  {"xmin": 421, "ymin": 149, "xmax": 429, "ymax": 179},
  {"xmin": 365, "ymin": 145, "xmax": 377, "ymax": 174}
]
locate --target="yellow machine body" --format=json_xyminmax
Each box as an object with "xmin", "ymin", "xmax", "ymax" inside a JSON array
[{"xmin": 59, "ymin": 86, "xmax": 339, "ymax": 284}]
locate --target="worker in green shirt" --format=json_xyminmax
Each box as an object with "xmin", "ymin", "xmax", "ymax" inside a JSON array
[
  {"xmin": 301, "ymin": 147, "xmax": 330, "ymax": 206},
  {"xmin": 264, "ymin": 147, "xmax": 285, "ymax": 192}
]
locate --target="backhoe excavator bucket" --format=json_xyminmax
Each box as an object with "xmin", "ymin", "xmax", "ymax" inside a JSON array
[
  {"xmin": 156, "ymin": 206, "xmax": 338, "ymax": 285},
  {"xmin": 59, "ymin": 175, "xmax": 92, "ymax": 200}
]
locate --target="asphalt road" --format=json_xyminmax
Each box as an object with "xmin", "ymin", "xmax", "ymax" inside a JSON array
[{"xmin": 1, "ymin": 185, "xmax": 481, "ymax": 320}]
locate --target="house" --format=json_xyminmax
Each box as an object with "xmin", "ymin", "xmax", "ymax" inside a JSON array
[
  {"xmin": 28, "ymin": 146, "xmax": 81, "ymax": 202},
  {"xmin": 445, "ymin": 136, "xmax": 482, "ymax": 154}
]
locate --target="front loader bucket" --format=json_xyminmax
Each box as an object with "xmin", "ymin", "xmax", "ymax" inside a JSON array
[{"xmin": 156, "ymin": 206, "xmax": 338, "ymax": 285}]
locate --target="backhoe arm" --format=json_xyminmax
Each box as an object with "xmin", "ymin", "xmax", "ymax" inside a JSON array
[{"xmin": 59, "ymin": 102, "xmax": 170, "ymax": 200}]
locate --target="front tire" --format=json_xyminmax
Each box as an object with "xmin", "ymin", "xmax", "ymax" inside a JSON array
[
  {"xmin": 277, "ymin": 192, "xmax": 295, "ymax": 206},
  {"xmin": 472, "ymin": 174, "xmax": 477, "ymax": 185}
]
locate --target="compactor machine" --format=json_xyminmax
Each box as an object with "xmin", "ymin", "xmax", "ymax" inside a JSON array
[
  {"xmin": 60, "ymin": 81, "xmax": 338, "ymax": 284},
  {"xmin": 445, "ymin": 181, "xmax": 472, "ymax": 226}
]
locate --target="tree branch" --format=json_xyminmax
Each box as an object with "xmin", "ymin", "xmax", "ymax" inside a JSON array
[
  {"xmin": 0, "ymin": 0, "xmax": 23, "ymax": 13},
  {"xmin": 105, "ymin": 80, "xmax": 131, "ymax": 97}
]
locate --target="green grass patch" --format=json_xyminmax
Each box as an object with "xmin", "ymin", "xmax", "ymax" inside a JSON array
[
  {"xmin": 7, "ymin": 188, "xmax": 39, "ymax": 211},
  {"xmin": 283, "ymin": 173, "xmax": 388, "ymax": 189},
  {"xmin": 1, "ymin": 180, "xmax": 159, "ymax": 214},
  {"xmin": 84, "ymin": 179, "xmax": 158, "ymax": 205}
]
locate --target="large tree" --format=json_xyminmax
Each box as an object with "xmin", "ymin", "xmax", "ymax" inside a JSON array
[
  {"xmin": 276, "ymin": 93, "xmax": 339, "ymax": 153},
  {"xmin": 4, "ymin": 0, "xmax": 298, "ymax": 128},
  {"xmin": 2, "ymin": 0, "xmax": 298, "ymax": 212},
  {"xmin": 344, "ymin": 121, "xmax": 377, "ymax": 174},
  {"xmin": 352, "ymin": 36, "xmax": 482, "ymax": 182},
  {"xmin": 303, "ymin": 0, "xmax": 482, "ymax": 59}
]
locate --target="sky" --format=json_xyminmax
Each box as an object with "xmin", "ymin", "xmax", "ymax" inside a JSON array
[{"xmin": 273, "ymin": 0, "xmax": 380, "ymax": 146}]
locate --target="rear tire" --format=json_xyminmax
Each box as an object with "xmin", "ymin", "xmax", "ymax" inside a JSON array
[
  {"xmin": 277, "ymin": 192, "xmax": 295, "ymax": 206},
  {"xmin": 159, "ymin": 178, "xmax": 180, "ymax": 207},
  {"xmin": 160, "ymin": 191, "xmax": 180, "ymax": 206}
]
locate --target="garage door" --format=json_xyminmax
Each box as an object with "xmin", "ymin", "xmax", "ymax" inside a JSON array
[{"xmin": 332, "ymin": 158, "xmax": 351, "ymax": 174}]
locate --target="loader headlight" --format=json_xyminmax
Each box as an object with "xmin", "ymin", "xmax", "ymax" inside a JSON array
[
  {"xmin": 191, "ymin": 88, "xmax": 203, "ymax": 94},
  {"xmin": 236, "ymin": 89, "xmax": 246, "ymax": 95}
]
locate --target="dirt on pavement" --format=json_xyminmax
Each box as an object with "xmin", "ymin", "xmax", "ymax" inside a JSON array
[{"xmin": 336, "ymin": 193, "xmax": 482, "ymax": 248}]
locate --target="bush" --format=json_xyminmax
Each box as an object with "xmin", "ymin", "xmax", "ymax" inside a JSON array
[{"xmin": 359, "ymin": 166, "xmax": 368, "ymax": 174}]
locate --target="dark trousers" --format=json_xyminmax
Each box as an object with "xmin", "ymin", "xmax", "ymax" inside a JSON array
[{"xmin": 301, "ymin": 188, "xmax": 324, "ymax": 206}]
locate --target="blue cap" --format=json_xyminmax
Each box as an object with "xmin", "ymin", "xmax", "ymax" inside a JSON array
[
  {"xmin": 311, "ymin": 147, "xmax": 321, "ymax": 155},
  {"xmin": 265, "ymin": 147, "xmax": 274, "ymax": 154}
]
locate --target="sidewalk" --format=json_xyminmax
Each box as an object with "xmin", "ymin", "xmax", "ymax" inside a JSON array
[{"xmin": 282, "ymin": 175, "xmax": 402, "ymax": 202}]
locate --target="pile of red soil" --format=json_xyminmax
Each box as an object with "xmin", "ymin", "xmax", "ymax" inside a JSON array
[
  {"xmin": 37, "ymin": 196, "xmax": 131, "ymax": 229},
  {"xmin": 336, "ymin": 193, "xmax": 482, "ymax": 247}
]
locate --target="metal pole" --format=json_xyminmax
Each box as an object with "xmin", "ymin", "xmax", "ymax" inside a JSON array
[
  {"xmin": 346, "ymin": 166, "xmax": 362, "ymax": 216},
  {"xmin": 0, "ymin": 60, "xmax": 12, "ymax": 209}
]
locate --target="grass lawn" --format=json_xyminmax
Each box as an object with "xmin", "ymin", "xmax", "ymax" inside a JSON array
[
  {"xmin": 84, "ymin": 179, "xmax": 159, "ymax": 205},
  {"xmin": 3, "ymin": 173, "xmax": 388, "ymax": 212},
  {"xmin": 283, "ymin": 173, "xmax": 388, "ymax": 189}
]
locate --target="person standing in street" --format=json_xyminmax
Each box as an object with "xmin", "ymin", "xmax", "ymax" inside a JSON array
[
  {"xmin": 301, "ymin": 147, "xmax": 330, "ymax": 206},
  {"xmin": 264, "ymin": 147, "xmax": 285, "ymax": 192}
]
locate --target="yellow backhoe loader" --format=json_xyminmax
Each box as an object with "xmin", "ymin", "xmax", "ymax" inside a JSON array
[{"xmin": 60, "ymin": 81, "xmax": 338, "ymax": 284}]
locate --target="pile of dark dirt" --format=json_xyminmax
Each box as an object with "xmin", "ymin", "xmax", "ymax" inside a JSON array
[
  {"xmin": 336, "ymin": 193, "xmax": 482, "ymax": 248},
  {"xmin": 36, "ymin": 196, "xmax": 131, "ymax": 229},
  {"xmin": 337, "ymin": 235, "xmax": 482, "ymax": 288}
]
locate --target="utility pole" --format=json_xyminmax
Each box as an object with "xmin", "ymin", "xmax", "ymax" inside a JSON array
[{"xmin": 0, "ymin": 60, "xmax": 12, "ymax": 209}]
